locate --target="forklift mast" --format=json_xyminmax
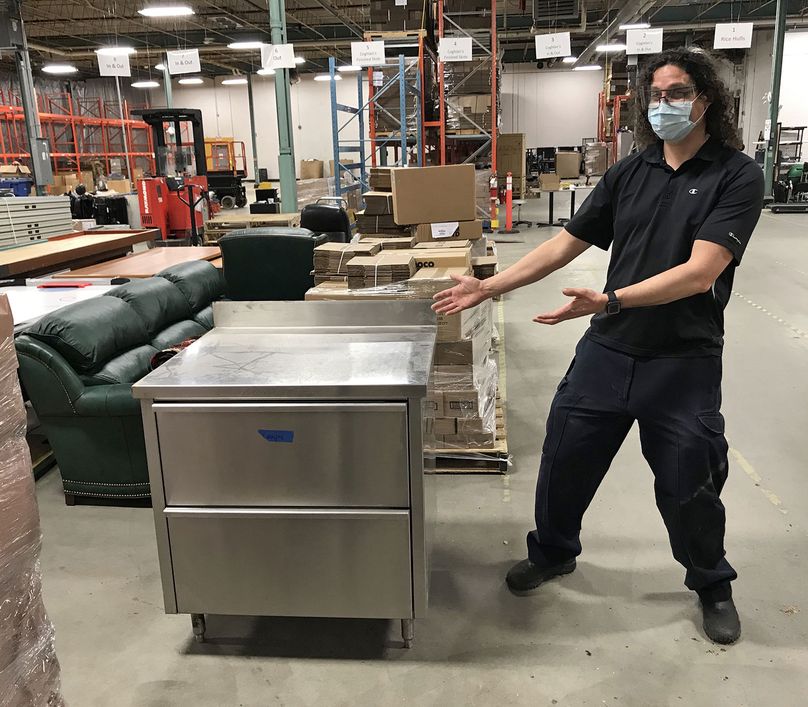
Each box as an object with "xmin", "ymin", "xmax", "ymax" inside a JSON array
[{"xmin": 132, "ymin": 108, "xmax": 208, "ymax": 177}]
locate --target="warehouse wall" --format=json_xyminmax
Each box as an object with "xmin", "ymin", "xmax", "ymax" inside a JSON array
[
  {"xmin": 500, "ymin": 66, "xmax": 603, "ymax": 148},
  {"xmin": 148, "ymin": 75, "xmax": 366, "ymax": 181}
]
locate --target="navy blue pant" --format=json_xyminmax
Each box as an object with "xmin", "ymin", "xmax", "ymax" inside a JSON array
[{"xmin": 527, "ymin": 336, "xmax": 736, "ymax": 602}]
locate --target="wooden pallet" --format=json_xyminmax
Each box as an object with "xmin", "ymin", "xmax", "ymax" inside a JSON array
[{"xmin": 364, "ymin": 29, "xmax": 427, "ymax": 41}]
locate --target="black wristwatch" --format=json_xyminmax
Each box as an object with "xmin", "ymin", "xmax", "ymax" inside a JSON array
[{"xmin": 605, "ymin": 291, "xmax": 621, "ymax": 315}]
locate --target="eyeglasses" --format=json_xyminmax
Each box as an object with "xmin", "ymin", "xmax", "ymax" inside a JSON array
[{"xmin": 643, "ymin": 85, "xmax": 699, "ymax": 109}]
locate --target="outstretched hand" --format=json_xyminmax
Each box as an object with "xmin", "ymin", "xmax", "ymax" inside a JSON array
[
  {"xmin": 432, "ymin": 274, "xmax": 488, "ymax": 316},
  {"xmin": 534, "ymin": 287, "xmax": 608, "ymax": 325}
]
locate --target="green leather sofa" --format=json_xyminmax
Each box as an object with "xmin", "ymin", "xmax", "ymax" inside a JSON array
[{"xmin": 15, "ymin": 260, "xmax": 222, "ymax": 504}]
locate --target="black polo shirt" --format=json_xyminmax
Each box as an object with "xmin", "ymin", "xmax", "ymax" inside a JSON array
[{"xmin": 565, "ymin": 138, "xmax": 764, "ymax": 357}]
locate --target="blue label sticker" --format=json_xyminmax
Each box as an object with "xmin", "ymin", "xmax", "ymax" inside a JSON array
[{"xmin": 258, "ymin": 429, "xmax": 295, "ymax": 443}]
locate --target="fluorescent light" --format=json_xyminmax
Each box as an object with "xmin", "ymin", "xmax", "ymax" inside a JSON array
[
  {"xmin": 96, "ymin": 46, "xmax": 137, "ymax": 55},
  {"xmin": 314, "ymin": 73, "xmax": 341, "ymax": 81},
  {"xmin": 155, "ymin": 63, "xmax": 166, "ymax": 71},
  {"xmin": 42, "ymin": 63, "xmax": 77, "ymax": 74},
  {"xmin": 138, "ymin": 5, "xmax": 194, "ymax": 17},
  {"xmin": 596, "ymin": 43, "xmax": 627, "ymax": 52},
  {"xmin": 131, "ymin": 80, "xmax": 160, "ymax": 88},
  {"xmin": 294, "ymin": 56, "xmax": 306, "ymax": 64},
  {"xmin": 562, "ymin": 56, "xmax": 577, "ymax": 64},
  {"xmin": 228, "ymin": 41, "xmax": 264, "ymax": 50},
  {"xmin": 222, "ymin": 77, "xmax": 248, "ymax": 85},
  {"xmin": 573, "ymin": 64, "xmax": 603, "ymax": 71},
  {"xmin": 178, "ymin": 77, "xmax": 204, "ymax": 84},
  {"xmin": 257, "ymin": 68, "xmax": 275, "ymax": 76},
  {"xmin": 337, "ymin": 65, "xmax": 361, "ymax": 73},
  {"xmin": 619, "ymin": 22, "xmax": 651, "ymax": 30}
]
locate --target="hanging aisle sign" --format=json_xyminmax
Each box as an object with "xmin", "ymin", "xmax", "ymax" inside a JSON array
[
  {"xmin": 167, "ymin": 48, "xmax": 201, "ymax": 75},
  {"xmin": 535, "ymin": 32, "xmax": 571, "ymax": 60},
  {"xmin": 439, "ymin": 37, "xmax": 473, "ymax": 62},
  {"xmin": 97, "ymin": 52, "xmax": 131, "ymax": 77},
  {"xmin": 351, "ymin": 41, "xmax": 386, "ymax": 67},
  {"xmin": 713, "ymin": 23, "xmax": 754, "ymax": 49},
  {"xmin": 261, "ymin": 43, "xmax": 296, "ymax": 70},
  {"xmin": 626, "ymin": 27, "xmax": 663, "ymax": 55}
]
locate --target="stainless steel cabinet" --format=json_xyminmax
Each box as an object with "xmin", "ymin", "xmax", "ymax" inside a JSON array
[{"xmin": 134, "ymin": 301, "xmax": 436, "ymax": 648}]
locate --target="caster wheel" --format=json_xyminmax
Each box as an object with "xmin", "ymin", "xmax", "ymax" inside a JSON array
[
  {"xmin": 220, "ymin": 195, "xmax": 236, "ymax": 209},
  {"xmin": 191, "ymin": 613, "xmax": 206, "ymax": 643}
]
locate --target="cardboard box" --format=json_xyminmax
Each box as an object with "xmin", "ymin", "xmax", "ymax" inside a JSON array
[
  {"xmin": 556, "ymin": 151, "xmax": 581, "ymax": 179},
  {"xmin": 436, "ymin": 304, "xmax": 483, "ymax": 343},
  {"xmin": 434, "ymin": 304, "xmax": 491, "ymax": 365},
  {"xmin": 305, "ymin": 281, "xmax": 413, "ymax": 301},
  {"xmin": 539, "ymin": 173, "xmax": 561, "ymax": 191},
  {"xmin": 409, "ymin": 248, "xmax": 472, "ymax": 271},
  {"xmin": 414, "ymin": 220, "xmax": 483, "ymax": 243},
  {"xmin": 433, "ymin": 418, "xmax": 458, "ymax": 436},
  {"xmin": 424, "ymin": 391, "xmax": 444, "ymax": 417},
  {"xmin": 104, "ymin": 178, "xmax": 132, "ymax": 193},
  {"xmin": 391, "ymin": 165, "xmax": 476, "ymax": 225},
  {"xmin": 442, "ymin": 389, "xmax": 481, "ymax": 419},
  {"xmin": 496, "ymin": 133, "xmax": 526, "ymax": 178},
  {"xmin": 414, "ymin": 240, "xmax": 472, "ymax": 250},
  {"xmin": 443, "ymin": 430, "xmax": 496, "ymax": 447},
  {"xmin": 0, "ymin": 162, "xmax": 31, "ymax": 177},
  {"xmin": 409, "ymin": 265, "xmax": 470, "ymax": 295},
  {"xmin": 363, "ymin": 191, "xmax": 395, "ymax": 216},
  {"xmin": 300, "ymin": 159, "xmax": 324, "ymax": 180}
]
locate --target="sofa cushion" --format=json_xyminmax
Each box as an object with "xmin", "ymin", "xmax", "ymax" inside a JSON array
[
  {"xmin": 151, "ymin": 320, "xmax": 207, "ymax": 350},
  {"xmin": 157, "ymin": 260, "xmax": 222, "ymax": 312},
  {"xmin": 26, "ymin": 297, "xmax": 149, "ymax": 373},
  {"xmin": 193, "ymin": 304, "xmax": 214, "ymax": 329},
  {"xmin": 81, "ymin": 344, "xmax": 158, "ymax": 386},
  {"xmin": 105, "ymin": 278, "xmax": 193, "ymax": 338}
]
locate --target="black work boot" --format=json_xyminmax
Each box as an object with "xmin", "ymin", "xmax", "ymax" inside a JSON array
[
  {"xmin": 505, "ymin": 558, "xmax": 576, "ymax": 595},
  {"xmin": 701, "ymin": 598, "xmax": 741, "ymax": 644}
]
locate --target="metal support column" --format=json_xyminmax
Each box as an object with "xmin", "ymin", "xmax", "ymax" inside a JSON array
[
  {"xmin": 267, "ymin": 0, "xmax": 297, "ymax": 210},
  {"xmin": 162, "ymin": 62, "xmax": 173, "ymax": 108},
  {"xmin": 247, "ymin": 73, "xmax": 260, "ymax": 183},
  {"xmin": 11, "ymin": 1, "xmax": 50, "ymax": 194},
  {"xmin": 764, "ymin": 0, "xmax": 787, "ymax": 200}
]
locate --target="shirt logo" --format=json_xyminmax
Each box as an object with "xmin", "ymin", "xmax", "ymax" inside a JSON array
[
  {"xmin": 688, "ymin": 188, "xmax": 699, "ymax": 195},
  {"xmin": 728, "ymin": 232, "xmax": 741, "ymax": 245}
]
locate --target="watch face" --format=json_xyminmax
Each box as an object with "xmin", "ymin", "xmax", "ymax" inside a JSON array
[{"xmin": 607, "ymin": 301, "xmax": 620, "ymax": 315}]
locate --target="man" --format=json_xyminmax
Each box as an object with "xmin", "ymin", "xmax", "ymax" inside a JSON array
[{"xmin": 432, "ymin": 48, "xmax": 764, "ymax": 645}]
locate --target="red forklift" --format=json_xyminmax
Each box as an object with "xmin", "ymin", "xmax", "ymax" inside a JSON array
[{"xmin": 132, "ymin": 108, "xmax": 212, "ymax": 244}]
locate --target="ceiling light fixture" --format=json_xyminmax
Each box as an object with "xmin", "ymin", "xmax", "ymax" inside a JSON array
[
  {"xmin": 222, "ymin": 77, "xmax": 248, "ymax": 85},
  {"xmin": 42, "ymin": 63, "xmax": 78, "ymax": 74},
  {"xmin": 619, "ymin": 22, "xmax": 651, "ymax": 30},
  {"xmin": 257, "ymin": 67, "xmax": 275, "ymax": 75},
  {"xmin": 337, "ymin": 65, "xmax": 361, "ymax": 73},
  {"xmin": 155, "ymin": 63, "xmax": 166, "ymax": 71},
  {"xmin": 96, "ymin": 46, "xmax": 137, "ymax": 55},
  {"xmin": 294, "ymin": 56, "xmax": 306, "ymax": 64},
  {"xmin": 227, "ymin": 41, "xmax": 264, "ymax": 50},
  {"xmin": 131, "ymin": 80, "xmax": 160, "ymax": 88},
  {"xmin": 314, "ymin": 73, "xmax": 341, "ymax": 81},
  {"xmin": 573, "ymin": 64, "xmax": 603, "ymax": 71},
  {"xmin": 178, "ymin": 77, "xmax": 204, "ymax": 84},
  {"xmin": 596, "ymin": 43, "xmax": 627, "ymax": 52},
  {"xmin": 138, "ymin": 5, "xmax": 194, "ymax": 17},
  {"xmin": 562, "ymin": 56, "xmax": 577, "ymax": 64}
]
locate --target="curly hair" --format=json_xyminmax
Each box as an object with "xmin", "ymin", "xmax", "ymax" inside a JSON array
[{"xmin": 633, "ymin": 48, "xmax": 742, "ymax": 150}]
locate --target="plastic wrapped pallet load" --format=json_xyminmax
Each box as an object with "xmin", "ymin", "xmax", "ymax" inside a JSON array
[{"xmin": 0, "ymin": 294, "xmax": 64, "ymax": 706}]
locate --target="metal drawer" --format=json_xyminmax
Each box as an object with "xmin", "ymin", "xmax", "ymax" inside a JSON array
[
  {"xmin": 155, "ymin": 403, "xmax": 409, "ymax": 507},
  {"xmin": 166, "ymin": 508, "xmax": 413, "ymax": 619}
]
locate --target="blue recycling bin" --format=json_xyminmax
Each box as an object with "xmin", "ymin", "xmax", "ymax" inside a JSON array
[{"xmin": 0, "ymin": 178, "xmax": 34, "ymax": 197}]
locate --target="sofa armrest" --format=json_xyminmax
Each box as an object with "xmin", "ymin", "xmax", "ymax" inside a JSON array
[
  {"xmin": 75, "ymin": 384, "xmax": 140, "ymax": 417},
  {"xmin": 15, "ymin": 335, "xmax": 86, "ymax": 417}
]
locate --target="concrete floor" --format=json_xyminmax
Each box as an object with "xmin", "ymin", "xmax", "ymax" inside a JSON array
[{"xmin": 35, "ymin": 194, "xmax": 808, "ymax": 705}]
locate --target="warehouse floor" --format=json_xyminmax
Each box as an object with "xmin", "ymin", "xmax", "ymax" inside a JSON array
[{"xmin": 36, "ymin": 194, "xmax": 808, "ymax": 706}]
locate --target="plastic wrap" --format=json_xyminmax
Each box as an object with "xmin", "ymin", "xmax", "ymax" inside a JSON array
[
  {"xmin": 0, "ymin": 324, "xmax": 64, "ymax": 707},
  {"xmin": 423, "ymin": 357, "xmax": 498, "ymax": 449}
]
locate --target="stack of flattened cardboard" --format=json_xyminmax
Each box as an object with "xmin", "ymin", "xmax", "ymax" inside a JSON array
[
  {"xmin": 346, "ymin": 252, "xmax": 416, "ymax": 289},
  {"xmin": 356, "ymin": 211, "xmax": 414, "ymax": 237},
  {"xmin": 363, "ymin": 191, "xmax": 394, "ymax": 216},
  {"xmin": 312, "ymin": 241, "xmax": 381, "ymax": 284}
]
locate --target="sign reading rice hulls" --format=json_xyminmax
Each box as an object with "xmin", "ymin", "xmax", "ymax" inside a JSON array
[{"xmin": 713, "ymin": 23, "xmax": 754, "ymax": 49}]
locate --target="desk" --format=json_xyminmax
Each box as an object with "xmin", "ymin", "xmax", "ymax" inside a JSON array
[
  {"xmin": 210, "ymin": 257, "xmax": 223, "ymax": 269},
  {"xmin": 535, "ymin": 187, "xmax": 593, "ymax": 227},
  {"xmin": 61, "ymin": 246, "xmax": 220, "ymax": 279},
  {"xmin": 0, "ymin": 230, "xmax": 158, "ymax": 278},
  {"xmin": 5, "ymin": 285, "xmax": 114, "ymax": 331}
]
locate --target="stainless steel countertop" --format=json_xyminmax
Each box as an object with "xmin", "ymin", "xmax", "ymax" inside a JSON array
[{"xmin": 133, "ymin": 325, "xmax": 436, "ymax": 400}]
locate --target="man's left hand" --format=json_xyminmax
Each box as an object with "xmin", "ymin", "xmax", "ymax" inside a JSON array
[{"xmin": 534, "ymin": 288, "xmax": 608, "ymax": 325}]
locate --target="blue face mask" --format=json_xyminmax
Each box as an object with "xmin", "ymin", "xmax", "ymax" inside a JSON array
[{"xmin": 647, "ymin": 99, "xmax": 705, "ymax": 143}]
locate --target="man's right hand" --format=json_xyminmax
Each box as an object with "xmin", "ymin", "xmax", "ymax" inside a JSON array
[{"xmin": 431, "ymin": 274, "xmax": 490, "ymax": 315}]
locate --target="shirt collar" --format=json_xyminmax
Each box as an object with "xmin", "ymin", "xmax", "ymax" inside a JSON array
[{"xmin": 641, "ymin": 137, "xmax": 723, "ymax": 166}]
